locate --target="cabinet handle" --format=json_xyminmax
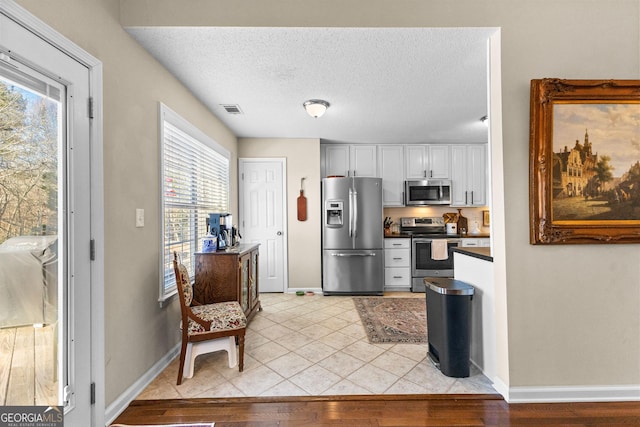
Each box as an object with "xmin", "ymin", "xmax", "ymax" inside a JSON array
[
  {"xmin": 393, "ymin": 257, "xmax": 402, "ymax": 260},
  {"xmin": 465, "ymin": 191, "xmax": 468, "ymax": 205},
  {"xmin": 430, "ymin": 170, "xmax": 433, "ymax": 178},
  {"xmin": 471, "ymin": 191, "xmax": 474, "ymax": 204},
  {"xmin": 423, "ymin": 170, "xmax": 427, "ymax": 178},
  {"xmin": 393, "ymin": 276, "xmax": 403, "ymax": 279}
]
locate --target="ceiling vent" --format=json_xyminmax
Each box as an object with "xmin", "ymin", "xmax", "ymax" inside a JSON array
[{"xmin": 221, "ymin": 104, "xmax": 243, "ymax": 114}]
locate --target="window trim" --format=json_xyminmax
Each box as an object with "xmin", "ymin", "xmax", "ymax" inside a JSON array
[{"xmin": 158, "ymin": 103, "xmax": 230, "ymax": 304}]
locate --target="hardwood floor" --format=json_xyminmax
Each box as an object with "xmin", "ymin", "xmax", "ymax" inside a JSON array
[
  {"xmin": 0, "ymin": 324, "xmax": 57, "ymax": 406},
  {"xmin": 112, "ymin": 394, "xmax": 640, "ymax": 426}
]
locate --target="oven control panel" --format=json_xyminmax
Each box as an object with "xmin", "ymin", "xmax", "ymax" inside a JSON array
[{"xmin": 400, "ymin": 217, "xmax": 445, "ymax": 227}]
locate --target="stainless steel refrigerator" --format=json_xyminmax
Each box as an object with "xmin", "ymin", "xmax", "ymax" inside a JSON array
[{"xmin": 322, "ymin": 177, "xmax": 384, "ymax": 295}]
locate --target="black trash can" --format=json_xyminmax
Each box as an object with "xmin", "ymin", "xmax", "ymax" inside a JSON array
[{"xmin": 423, "ymin": 277, "xmax": 474, "ymax": 378}]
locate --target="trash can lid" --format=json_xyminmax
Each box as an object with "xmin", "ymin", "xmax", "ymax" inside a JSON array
[{"xmin": 423, "ymin": 277, "xmax": 474, "ymax": 295}]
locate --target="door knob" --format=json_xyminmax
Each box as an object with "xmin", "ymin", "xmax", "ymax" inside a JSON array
[{"xmin": 277, "ymin": 231, "xmax": 283, "ymax": 236}]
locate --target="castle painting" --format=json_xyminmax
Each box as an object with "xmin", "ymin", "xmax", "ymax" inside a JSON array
[{"xmin": 552, "ymin": 103, "xmax": 640, "ymax": 221}]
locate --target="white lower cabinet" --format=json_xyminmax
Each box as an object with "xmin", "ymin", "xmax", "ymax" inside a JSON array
[
  {"xmin": 384, "ymin": 238, "xmax": 411, "ymax": 291},
  {"xmin": 461, "ymin": 237, "xmax": 491, "ymax": 247}
]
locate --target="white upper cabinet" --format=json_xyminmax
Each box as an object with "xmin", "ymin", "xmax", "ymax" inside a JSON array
[
  {"xmin": 405, "ymin": 144, "xmax": 450, "ymax": 179},
  {"xmin": 322, "ymin": 144, "xmax": 377, "ymax": 177},
  {"xmin": 377, "ymin": 145, "xmax": 405, "ymax": 206},
  {"xmin": 323, "ymin": 145, "xmax": 349, "ymax": 177},
  {"xmin": 450, "ymin": 144, "xmax": 487, "ymax": 206}
]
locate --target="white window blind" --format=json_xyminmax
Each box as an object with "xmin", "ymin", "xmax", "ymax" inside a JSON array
[{"xmin": 159, "ymin": 104, "xmax": 230, "ymax": 303}]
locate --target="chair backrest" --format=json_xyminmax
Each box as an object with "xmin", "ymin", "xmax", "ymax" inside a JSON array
[{"xmin": 173, "ymin": 252, "xmax": 194, "ymax": 309}]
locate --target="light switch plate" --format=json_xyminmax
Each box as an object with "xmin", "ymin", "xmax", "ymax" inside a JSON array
[{"xmin": 136, "ymin": 208, "xmax": 144, "ymax": 227}]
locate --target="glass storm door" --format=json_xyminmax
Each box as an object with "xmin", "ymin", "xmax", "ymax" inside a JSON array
[{"xmin": 0, "ymin": 12, "xmax": 93, "ymax": 425}]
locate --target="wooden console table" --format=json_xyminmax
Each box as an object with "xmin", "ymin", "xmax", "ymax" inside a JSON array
[{"xmin": 194, "ymin": 244, "xmax": 261, "ymax": 323}]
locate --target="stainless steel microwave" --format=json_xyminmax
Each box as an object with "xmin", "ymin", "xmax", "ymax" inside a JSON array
[{"xmin": 404, "ymin": 179, "xmax": 452, "ymax": 206}]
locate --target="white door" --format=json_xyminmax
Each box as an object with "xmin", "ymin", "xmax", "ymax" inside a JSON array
[
  {"xmin": 239, "ymin": 159, "xmax": 287, "ymax": 292},
  {"xmin": 0, "ymin": 9, "xmax": 98, "ymax": 426}
]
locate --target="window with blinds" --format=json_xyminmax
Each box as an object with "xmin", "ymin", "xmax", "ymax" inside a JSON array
[{"xmin": 159, "ymin": 104, "xmax": 230, "ymax": 303}]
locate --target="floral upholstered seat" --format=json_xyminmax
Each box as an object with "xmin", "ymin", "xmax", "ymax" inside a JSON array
[
  {"xmin": 173, "ymin": 252, "xmax": 246, "ymax": 385},
  {"xmin": 187, "ymin": 301, "xmax": 247, "ymax": 335}
]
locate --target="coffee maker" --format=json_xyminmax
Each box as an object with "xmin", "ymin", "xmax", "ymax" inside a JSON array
[{"xmin": 209, "ymin": 213, "xmax": 233, "ymax": 250}]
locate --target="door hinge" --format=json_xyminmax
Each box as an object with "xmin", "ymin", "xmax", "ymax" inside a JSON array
[
  {"xmin": 90, "ymin": 239, "xmax": 96, "ymax": 261},
  {"xmin": 241, "ymin": 172, "xmax": 244, "ymax": 181},
  {"xmin": 88, "ymin": 97, "xmax": 94, "ymax": 119},
  {"xmin": 0, "ymin": 52, "xmax": 16, "ymax": 68},
  {"xmin": 90, "ymin": 382, "xmax": 96, "ymax": 404},
  {"xmin": 63, "ymin": 385, "xmax": 72, "ymax": 406}
]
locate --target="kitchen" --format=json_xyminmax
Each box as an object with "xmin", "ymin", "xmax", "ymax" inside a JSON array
[{"xmin": 320, "ymin": 141, "xmax": 490, "ymax": 295}]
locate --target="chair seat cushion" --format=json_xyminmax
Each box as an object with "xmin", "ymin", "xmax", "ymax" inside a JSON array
[{"xmin": 188, "ymin": 301, "xmax": 247, "ymax": 335}]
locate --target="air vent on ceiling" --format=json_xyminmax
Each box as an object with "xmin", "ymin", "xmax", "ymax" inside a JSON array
[{"xmin": 221, "ymin": 104, "xmax": 243, "ymax": 114}]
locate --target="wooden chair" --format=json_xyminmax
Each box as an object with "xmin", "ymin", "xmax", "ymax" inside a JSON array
[{"xmin": 173, "ymin": 252, "xmax": 246, "ymax": 385}]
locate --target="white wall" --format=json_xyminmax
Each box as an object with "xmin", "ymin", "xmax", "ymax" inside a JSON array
[
  {"xmin": 17, "ymin": 0, "xmax": 239, "ymax": 406},
  {"xmin": 239, "ymin": 138, "xmax": 322, "ymax": 290}
]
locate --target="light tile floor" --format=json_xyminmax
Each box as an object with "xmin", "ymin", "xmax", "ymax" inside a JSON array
[{"xmin": 137, "ymin": 292, "xmax": 496, "ymax": 399}]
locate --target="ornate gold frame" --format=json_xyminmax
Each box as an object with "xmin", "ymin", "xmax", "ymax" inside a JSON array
[{"xmin": 529, "ymin": 78, "xmax": 640, "ymax": 244}]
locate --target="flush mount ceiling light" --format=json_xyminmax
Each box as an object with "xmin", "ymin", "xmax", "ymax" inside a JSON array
[{"xmin": 303, "ymin": 99, "xmax": 330, "ymax": 118}]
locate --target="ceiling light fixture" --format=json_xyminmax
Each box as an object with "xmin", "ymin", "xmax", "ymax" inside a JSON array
[{"xmin": 303, "ymin": 99, "xmax": 330, "ymax": 118}]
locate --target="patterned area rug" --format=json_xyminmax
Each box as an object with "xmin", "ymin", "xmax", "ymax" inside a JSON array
[{"xmin": 353, "ymin": 297, "xmax": 427, "ymax": 344}]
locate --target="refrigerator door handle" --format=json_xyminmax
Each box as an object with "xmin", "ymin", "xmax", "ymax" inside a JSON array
[
  {"xmin": 331, "ymin": 252, "xmax": 377, "ymax": 257},
  {"xmin": 353, "ymin": 188, "xmax": 358, "ymax": 238}
]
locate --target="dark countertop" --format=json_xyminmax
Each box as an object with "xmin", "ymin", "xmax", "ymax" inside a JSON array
[
  {"xmin": 460, "ymin": 233, "xmax": 491, "ymax": 238},
  {"xmin": 452, "ymin": 246, "xmax": 493, "ymax": 262},
  {"xmin": 384, "ymin": 232, "xmax": 491, "ymax": 239}
]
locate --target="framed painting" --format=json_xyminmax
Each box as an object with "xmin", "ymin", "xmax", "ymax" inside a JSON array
[{"xmin": 529, "ymin": 78, "xmax": 640, "ymax": 244}]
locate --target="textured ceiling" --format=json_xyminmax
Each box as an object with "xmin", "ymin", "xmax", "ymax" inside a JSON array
[{"xmin": 126, "ymin": 27, "xmax": 494, "ymax": 144}]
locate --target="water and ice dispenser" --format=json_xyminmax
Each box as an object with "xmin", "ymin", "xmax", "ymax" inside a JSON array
[{"xmin": 325, "ymin": 201, "xmax": 344, "ymax": 227}]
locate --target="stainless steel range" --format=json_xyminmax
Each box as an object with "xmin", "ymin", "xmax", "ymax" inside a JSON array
[{"xmin": 400, "ymin": 217, "xmax": 461, "ymax": 292}]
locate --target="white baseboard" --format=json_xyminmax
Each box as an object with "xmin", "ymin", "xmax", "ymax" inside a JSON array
[
  {"xmin": 286, "ymin": 287, "xmax": 323, "ymax": 294},
  {"xmin": 492, "ymin": 378, "xmax": 640, "ymax": 403},
  {"xmin": 104, "ymin": 344, "xmax": 180, "ymax": 426}
]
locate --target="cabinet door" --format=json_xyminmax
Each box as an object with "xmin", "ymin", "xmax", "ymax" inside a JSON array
[
  {"xmin": 239, "ymin": 254, "xmax": 250, "ymax": 313},
  {"xmin": 350, "ymin": 145, "xmax": 377, "ymax": 177},
  {"xmin": 450, "ymin": 144, "xmax": 487, "ymax": 206},
  {"xmin": 378, "ymin": 145, "xmax": 405, "ymax": 206},
  {"xmin": 384, "ymin": 267, "xmax": 411, "ymax": 289},
  {"xmin": 461, "ymin": 238, "xmax": 479, "ymax": 247},
  {"xmin": 405, "ymin": 145, "xmax": 428, "ymax": 179},
  {"xmin": 384, "ymin": 248, "xmax": 411, "ymax": 267},
  {"xmin": 250, "ymin": 250, "xmax": 259, "ymax": 309},
  {"xmin": 324, "ymin": 145, "xmax": 350, "ymax": 177},
  {"xmin": 467, "ymin": 144, "xmax": 487, "ymax": 206},
  {"xmin": 428, "ymin": 145, "xmax": 451, "ymax": 179},
  {"xmin": 450, "ymin": 145, "xmax": 468, "ymax": 206}
]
